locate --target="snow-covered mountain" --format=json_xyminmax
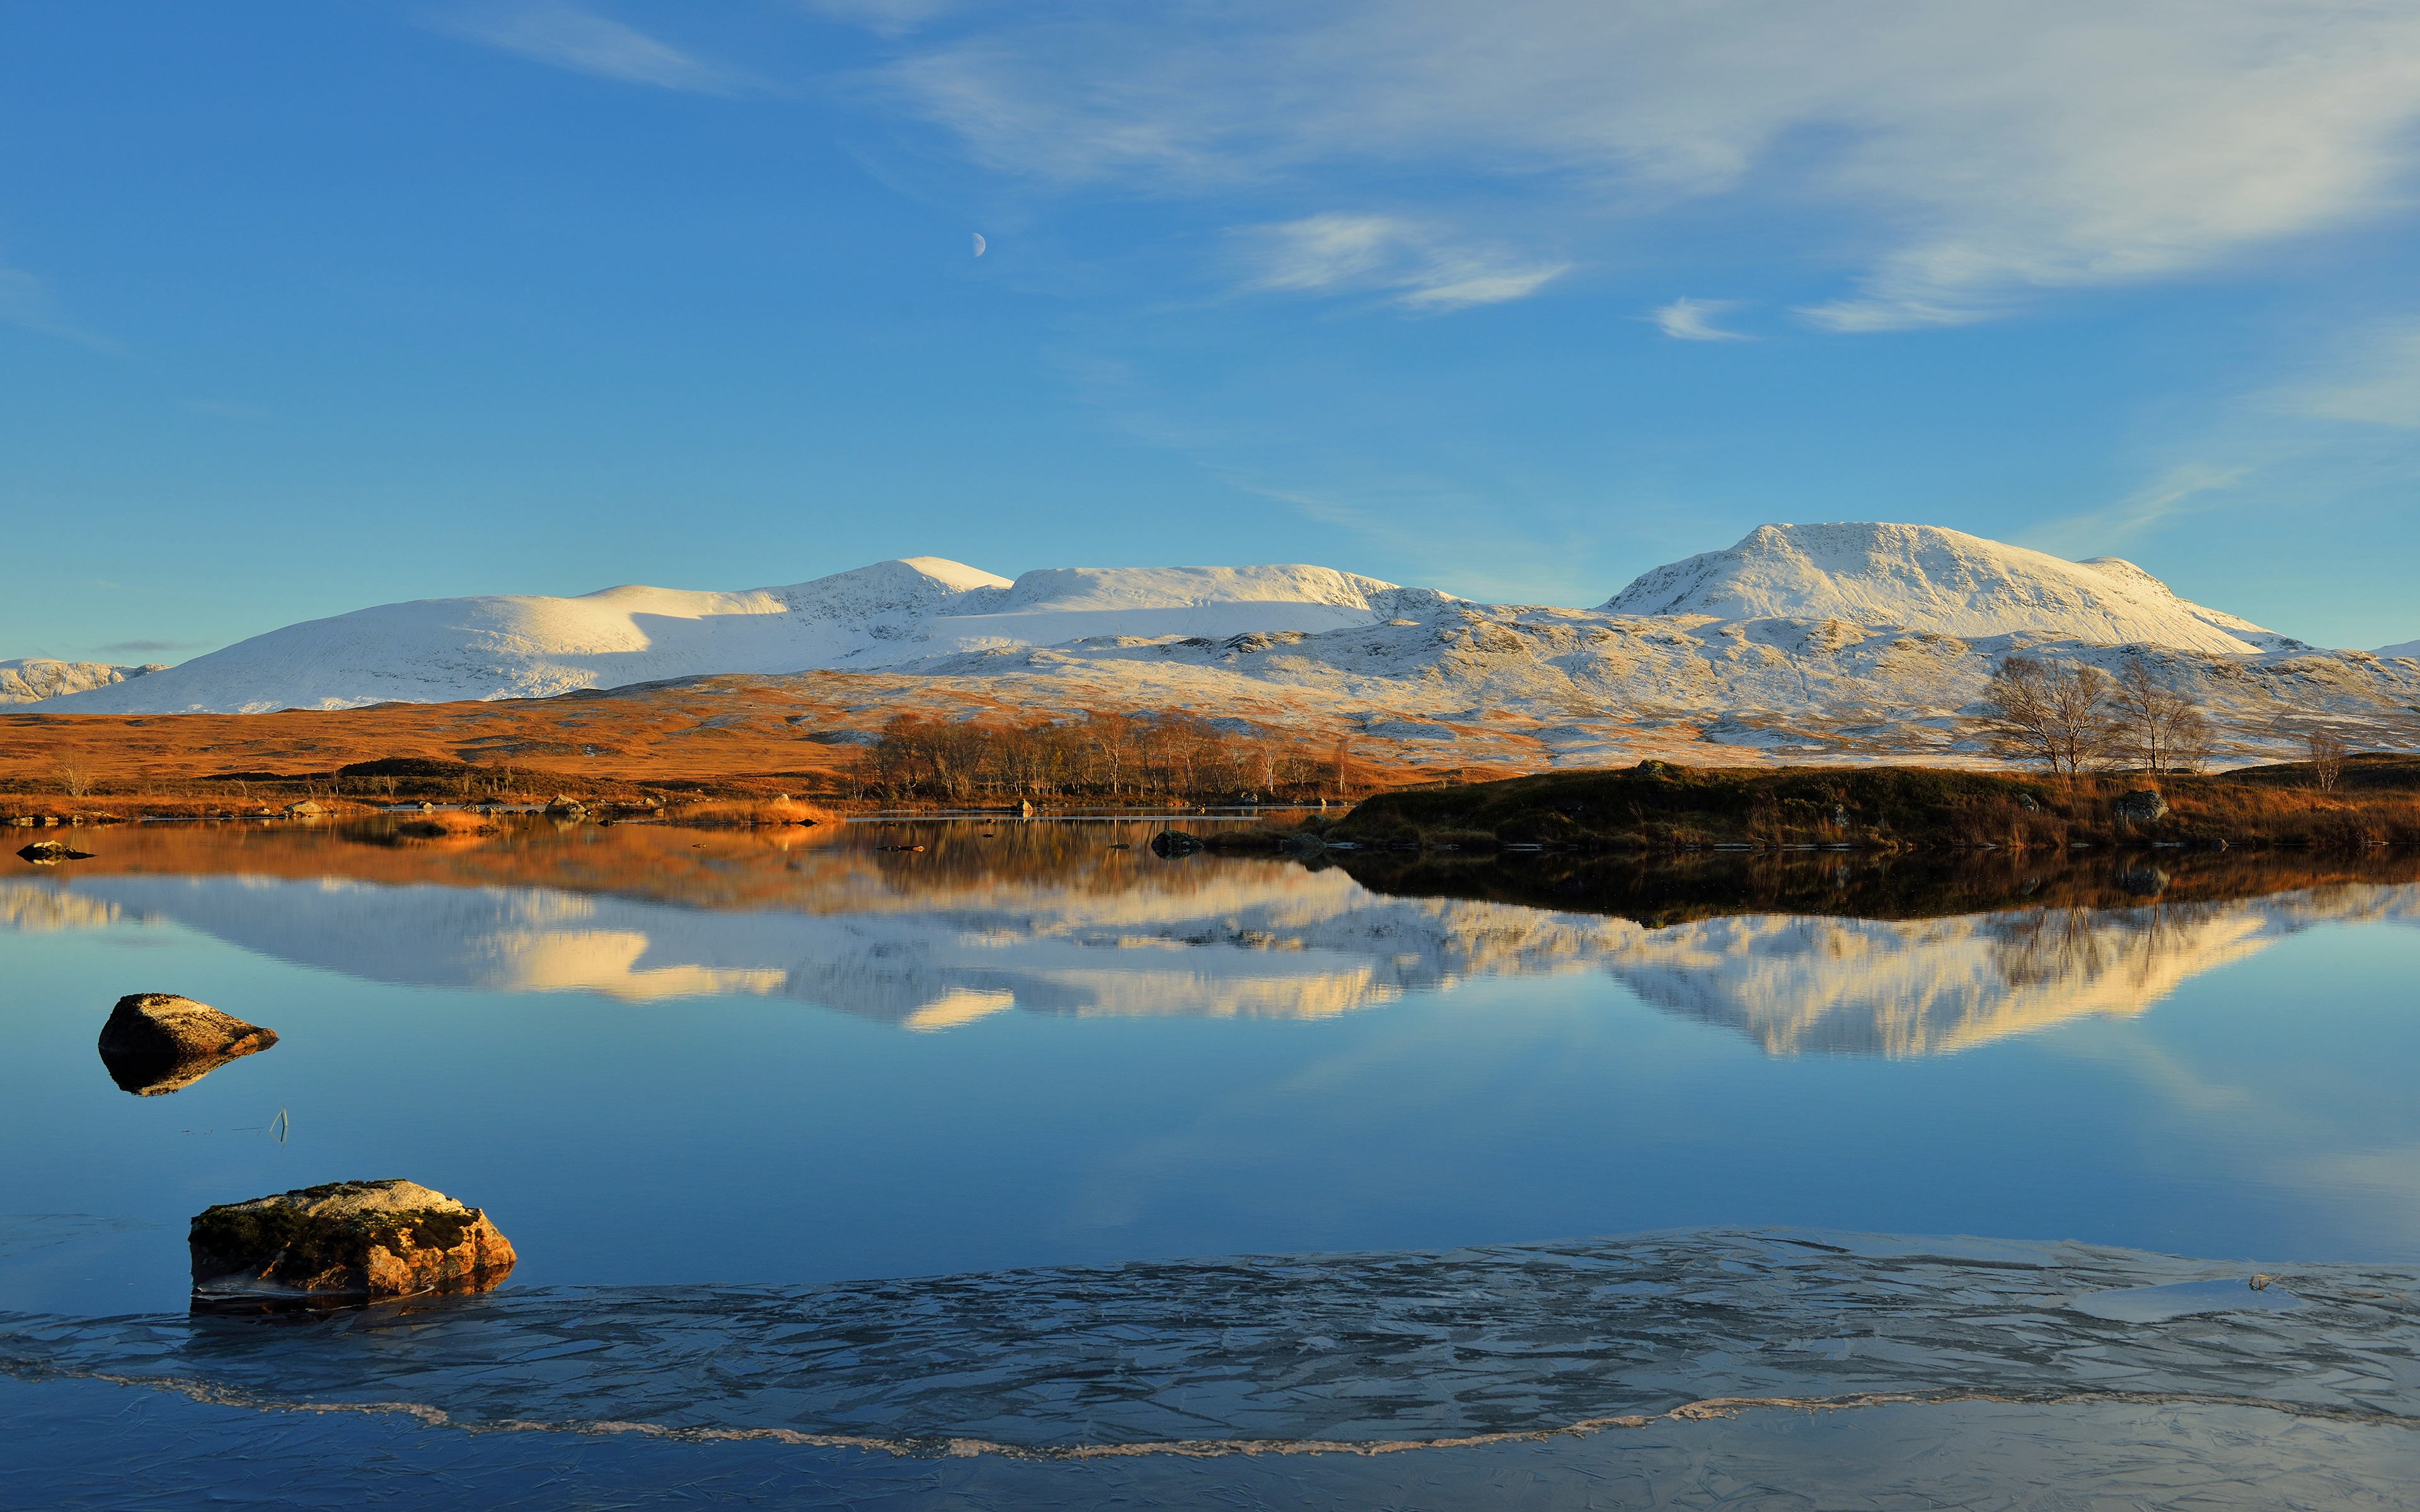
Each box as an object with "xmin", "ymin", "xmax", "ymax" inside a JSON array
[
  {"xmin": 32, "ymin": 558, "xmax": 1442, "ymax": 714},
  {"xmin": 1603, "ymin": 523, "xmax": 2299, "ymax": 655},
  {"xmin": 0, "ymin": 657, "xmax": 168, "ymax": 705},
  {"xmin": 2378, "ymin": 638, "xmax": 2420, "ymax": 660},
  {"xmin": 23, "ymin": 522, "xmax": 2420, "ymax": 764}
]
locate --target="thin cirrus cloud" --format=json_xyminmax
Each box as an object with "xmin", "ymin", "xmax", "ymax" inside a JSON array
[
  {"xmin": 1651, "ymin": 298, "xmax": 1748, "ymax": 341},
  {"xmin": 435, "ymin": 3, "xmax": 744, "ymax": 93},
  {"xmin": 1238, "ymin": 214, "xmax": 1567, "ymax": 311},
  {"xmin": 0, "ymin": 259, "xmax": 117, "ymax": 350},
  {"xmin": 2273, "ymin": 324, "xmax": 2420, "ymax": 428},
  {"xmin": 863, "ymin": 1, "xmax": 2420, "ymax": 330}
]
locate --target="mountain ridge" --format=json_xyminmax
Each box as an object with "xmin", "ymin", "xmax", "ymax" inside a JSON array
[{"xmin": 18, "ymin": 523, "xmax": 2418, "ymax": 769}]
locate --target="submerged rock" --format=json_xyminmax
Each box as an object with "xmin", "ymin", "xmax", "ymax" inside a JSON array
[
  {"xmin": 16, "ymin": 840, "xmax": 95, "ymax": 862},
  {"xmin": 190, "ymin": 1178, "xmax": 516, "ymax": 1311},
  {"xmin": 1150, "ymin": 830, "xmax": 1205, "ymax": 857},
  {"xmin": 96, "ymin": 993, "xmax": 279, "ymax": 1096}
]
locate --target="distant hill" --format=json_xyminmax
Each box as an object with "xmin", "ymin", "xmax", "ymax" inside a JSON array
[
  {"xmin": 1, "ymin": 658, "xmax": 168, "ymax": 705},
  {"xmin": 24, "ymin": 524, "xmax": 2419, "ymax": 767},
  {"xmin": 1600, "ymin": 523, "xmax": 2299, "ymax": 655}
]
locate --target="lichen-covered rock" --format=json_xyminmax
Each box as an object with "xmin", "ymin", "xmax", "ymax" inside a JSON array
[
  {"xmin": 96, "ymin": 993, "xmax": 278, "ymax": 1096},
  {"xmin": 2113, "ymin": 789, "xmax": 2170, "ymax": 824},
  {"xmin": 190, "ymin": 1179, "xmax": 516, "ymax": 1310}
]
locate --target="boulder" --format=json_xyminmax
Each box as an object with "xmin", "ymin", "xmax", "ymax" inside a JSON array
[
  {"xmin": 97, "ymin": 993, "xmax": 279, "ymax": 1096},
  {"xmin": 18, "ymin": 840, "xmax": 95, "ymax": 862},
  {"xmin": 1150, "ymin": 830, "xmax": 1205, "ymax": 857},
  {"xmin": 2112, "ymin": 790, "xmax": 2169, "ymax": 824},
  {"xmin": 190, "ymin": 1179, "xmax": 516, "ymax": 1311},
  {"xmin": 283, "ymin": 800, "xmax": 327, "ymax": 818}
]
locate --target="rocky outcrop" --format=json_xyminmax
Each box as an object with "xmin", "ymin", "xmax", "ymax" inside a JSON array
[
  {"xmin": 0, "ymin": 656, "xmax": 166, "ymax": 704},
  {"xmin": 190, "ymin": 1179, "xmax": 516, "ymax": 1311},
  {"xmin": 96, "ymin": 993, "xmax": 279, "ymax": 1096},
  {"xmin": 2113, "ymin": 790, "xmax": 2170, "ymax": 824}
]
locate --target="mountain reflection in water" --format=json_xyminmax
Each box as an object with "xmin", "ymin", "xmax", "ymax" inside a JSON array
[{"xmin": 4, "ymin": 820, "xmax": 2414, "ymax": 1055}]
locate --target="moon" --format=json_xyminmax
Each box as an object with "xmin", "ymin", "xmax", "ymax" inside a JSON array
[{"xmin": 972, "ymin": 232, "xmax": 986, "ymax": 257}]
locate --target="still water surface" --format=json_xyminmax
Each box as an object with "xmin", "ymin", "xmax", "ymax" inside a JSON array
[
  {"xmin": 6, "ymin": 819, "xmax": 2417, "ymax": 1304},
  {"xmin": 4, "ymin": 818, "xmax": 2419, "ymax": 1504}
]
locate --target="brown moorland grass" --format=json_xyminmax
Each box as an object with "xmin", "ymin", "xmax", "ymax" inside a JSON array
[
  {"xmin": 0, "ymin": 673, "xmax": 1501, "ymax": 823},
  {"xmin": 1333, "ymin": 759, "xmax": 2420, "ymax": 851}
]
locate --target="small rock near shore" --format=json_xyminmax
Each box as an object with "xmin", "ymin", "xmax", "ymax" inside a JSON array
[
  {"xmin": 97, "ymin": 994, "xmax": 279, "ymax": 1096},
  {"xmin": 17, "ymin": 840, "xmax": 96, "ymax": 862},
  {"xmin": 190, "ymin": 1179, "xmax": 516, "ymax": 1310}
]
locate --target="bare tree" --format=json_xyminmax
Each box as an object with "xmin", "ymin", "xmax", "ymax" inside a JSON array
[
  {"xmin": 2304, "ymin": 728, "xmax": 2349, "ymax": 791},
  {"xmin": 55, "ymin": 758, "xmax": 93, "ymax": 798},
  {"xmin": 2109, "ymin": 657, "xmax": 2215, "ymax": 774},
  {"xmin": 1982, "ymin": 656, "xmax": 2115, "ymax": 777}
]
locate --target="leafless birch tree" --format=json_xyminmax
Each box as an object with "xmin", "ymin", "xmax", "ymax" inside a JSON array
[
  {"xmin": 2108, "ymin": 657, "xmax": 2213, "ymax": 774},
  {"xmin": 2303, "ymin": 728, "xmax": 2349, "ymax": 791},
  {"xmin": 1982, "ymin": 656, "xmax": 2115, "ymax": 777}
]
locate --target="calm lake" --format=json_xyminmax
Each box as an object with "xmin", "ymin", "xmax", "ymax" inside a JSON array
[{"xmin": 6, "ymin": 816, "xmax": 2419, "ymax": 1506}]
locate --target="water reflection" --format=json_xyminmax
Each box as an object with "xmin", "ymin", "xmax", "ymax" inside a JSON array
[{"xmin": 5, "ymin": 821, "xmax": 2415, "ymax": 1056}]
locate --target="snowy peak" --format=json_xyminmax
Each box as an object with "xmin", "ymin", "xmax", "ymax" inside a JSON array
[
  {"xmin": 996, "ymin": 565, "xmax": 1397, "ymax": 613},
  {"xmin": 914, "ymin": 564, "xmax": 1453, "ymax": 653},
  {"xmin": 1601, "ymin": 522, "xmax": 2279, "ymax": 655},
  {"xmin": 0, "ymin": 658, "xmax": 168, "ymax": 704},
  {"xmin": 26, "ymin": 557, "xmax": 1439, "ymax": 714}
]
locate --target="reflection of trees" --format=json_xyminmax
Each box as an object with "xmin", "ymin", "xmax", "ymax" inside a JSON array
[{"xmin": 1990, "ymin": 902, "xmax": 2216, "ymax": 1002}]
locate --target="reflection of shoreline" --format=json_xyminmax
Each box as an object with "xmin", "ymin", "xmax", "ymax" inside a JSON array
[{"xmin": 8, "ymin": 859, "xmax": 2416, "ymax": 1054}]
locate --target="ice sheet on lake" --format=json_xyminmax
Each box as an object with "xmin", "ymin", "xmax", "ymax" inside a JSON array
[{"xmin": 6, "ymin": 1226, "xmax": 2416, "ymax": 1454}]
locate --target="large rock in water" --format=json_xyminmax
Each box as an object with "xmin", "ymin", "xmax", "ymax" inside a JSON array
[
  {"xmin": 190, "ymin": 1179, "xmax": 516, "ymax": 1311},
  {"xmin": 96, "ymin": 993, "xmax": 278, "ymax": 1096}
]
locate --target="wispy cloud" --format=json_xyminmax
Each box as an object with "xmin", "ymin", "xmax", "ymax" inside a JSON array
[
  {"xmin": 437, "ymin": 3, "xmax": 745, "ymax": 93},
  {"xmin": 2273, "ymin": 323, "xmax": 2420, "ymax": 428},
  {"xmin": 861, "ymin": 1, "xmax": 2420, "ymax": 329},
  {"xmin": 180, "ymin": 398, "xmax": 270, "ymax": 420},
  {"xmin": 1238, "ymin": 214, "xmax": 1566, "ymax": 312},
  {"xmin": 2027, "ymin": 462, "xmax": 2250, "ymax": 556},
  {"xmin": 1651, "ymin": 297, "xmax": 1748, "ymax": 341},
  {"xmin": 99, "ymin": 639, "xmax": 199, "ymax": 655},
  {"xmin": 0, "ymin": 260, "xmax": 117, "ymax": 350},
  {"xmin": 797, "ymin": 0, "xmax": 960, "ymax": 38}
]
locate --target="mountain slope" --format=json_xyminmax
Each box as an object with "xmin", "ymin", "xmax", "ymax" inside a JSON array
[
  {"xmin": 1602, "ymin": 523, "xmax": 2295, "ymax": 655},
  {"xmin": 33, "ymin": 559, "xmax": 1448, "ymax": 714},
  {"xmin": 1, "ymin": 658, "xmax": 168, "ymax": 705},
  {"xmin": 24, "ymin": 524, "xmax": 2418, "ymax": 765}
]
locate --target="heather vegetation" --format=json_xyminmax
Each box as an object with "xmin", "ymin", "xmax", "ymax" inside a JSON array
[{"xmin": 1331, "ymin": 759, "xmax": 2420, "ymax": 852}]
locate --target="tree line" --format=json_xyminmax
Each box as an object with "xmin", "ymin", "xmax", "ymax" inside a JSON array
[
  {"xmin": 849, "ymin": 711, "xmax": 1354, "ymax": 803},
  {"xmin": 1981, "ymin": 655, "xmax": 2349, "ymax": 786}
]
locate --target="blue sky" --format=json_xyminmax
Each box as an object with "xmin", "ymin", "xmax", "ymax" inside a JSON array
[{"xmin": 4, "ymin": 0, "xmax": 2419, "ymax": 663}]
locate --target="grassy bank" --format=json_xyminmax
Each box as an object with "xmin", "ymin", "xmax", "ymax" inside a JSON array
[{"xmin": 1323, "ymin": 757, "xmax": 2420, "ymax": 852}]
